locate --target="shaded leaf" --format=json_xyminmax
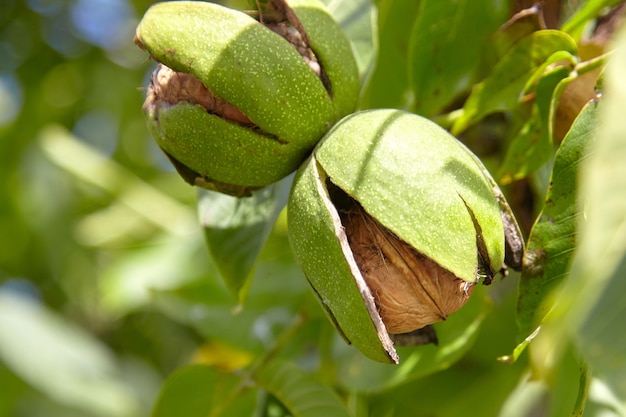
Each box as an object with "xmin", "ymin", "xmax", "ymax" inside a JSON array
[
  {"xmin": 497, "ymin": 108, "xmax": 542, "ymax": 184},
  {"xmin": 153, "ymin": 365, "xmax": 256, "ymax": 417},
  {"xmin": 408, "ymin": 0, "xmax": 508, "ymax": 117},
  {"xmin": 199, "ymin": 175, "xmax": 292, "ymax": 302},
  {"xmin": 452, "ymin": 30, "xmax": 577, "ymax": 135},
  {"xmin": 498, "ymin": 65, "xmax": 572, "ymax": 183},
  {"xmin": 516, "ymin": 99, "xmax": 599, "ymax": 339},
  {"xmin": 254, "ymin": 360, "xmax": 353, "ymax": 417}
]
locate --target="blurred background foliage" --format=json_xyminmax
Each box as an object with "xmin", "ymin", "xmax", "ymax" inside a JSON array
[{"xmin": 1, "ymin": 0, "xmax": 625, "ymax": 416}]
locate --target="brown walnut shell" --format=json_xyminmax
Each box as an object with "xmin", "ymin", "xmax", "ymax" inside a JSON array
[{"xmin": 342, "ymin": 205, "xmax": 474, "ymax": 334}]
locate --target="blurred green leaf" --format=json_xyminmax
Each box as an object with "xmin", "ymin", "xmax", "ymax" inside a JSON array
[
  {"xmin": 153, "ymin": 282, "xmax": 268, "ymax": 355},
  {"xmin": 497, "ymin": 373, "xmax": 550, "ymax": 417},
  {"xmin": 153, "ymin": 364, "xmax": 256, "ymax": 417},
  {"xmin": 99, "ymin": 231, "xmax": 211, "ymax": 316},
  {"xmin": 0, "ymin": 363, "xmax": 29, "ymax": 417},
  {"xmin": 561, "ymin": 0, "xmax": 623, "ymax": 41},
  {"xmin": 558, "ymin": 26, "xmax": 626, "ymax": 403},
  {"xmin": 452, "ymin": 30, "xmax": 577, "ymax": 135},
  {"xmin": 408, "ymin": 0, "xmax": 508, "ymax": 117},
  {"xmin": 39, "ymin": 124, "xmax": 198, "ymax": 236},
  {"xmin": 151, "ymin": 221, "xmax": 311, "ymax": 357},
  {"xmin": 516, "ymin": 99, "xmax": 598, "ymax": 340},
  {"xmin": 0, "ymin": 289, "xmax": 142, "ymax": 417},
  {"xmin": 255, "ymin": 360, "xmax": 353, "ymax": 417},
  {"xmin": 499, "ymin": 345, "xmax": 588, "ymax": 417},
  {"xmin": 199, "ymin": 175, "xmax": 292, "ymax": 303},
  {"xmin": 359, "ymin": 0, "xmax": 421, "ymax": 109}
]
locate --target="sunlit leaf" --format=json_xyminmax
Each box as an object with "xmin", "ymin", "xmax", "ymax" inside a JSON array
[
  {"xmin": 199, "ymin": 175, "xmax": 292, "ymax": 302},
  {"xmin": 516, "ymin": 100, "xmax": 599, "ymax": 340},
  {"xmin": 254, "ymin": 360, "xmax": 352, "ymax": 417},
  {"xmin": 452, "ymin": 30, "xmax": 577, "ymax": 135},
  {"xmin": 153, "ymin": 365, "xmax": 256, "ymax": 417},
  {"xmin": 408, "ymin": 0, "xmax": 508, "ymax": 117}
]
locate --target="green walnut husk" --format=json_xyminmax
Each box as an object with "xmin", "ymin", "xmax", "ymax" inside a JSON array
[
  {"xmin": 287, "ymin": 109, "xmax": 524, "ymax": 363},
  {"xmin": 135, "ymin": 0, "xmax": 358, "ymax": 196}
]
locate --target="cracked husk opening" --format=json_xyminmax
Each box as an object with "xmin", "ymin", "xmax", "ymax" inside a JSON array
[
  {"xmin": 341, "ymin": 204, "xmax": 474, "ymax": 335},
  {"xmin": 144, "ymin": 64, "xmax": 254, "ymax": 126}
]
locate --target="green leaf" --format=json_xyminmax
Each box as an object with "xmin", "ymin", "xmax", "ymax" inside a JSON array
[
  {"xmin": 516, "ymin": 99, "xmax": 599, "ymax": 339},
  {"xmin": 408, "ymin": 0, "xmax": 508, "ymax": 117},
  {"xmin": 254, "ymin": 360, "xmax": 353, "ymax": 417},
  {"xmin": 153, "ymin": 365, "xmax": 256, "ymax": 417},
  {"xmin": 0, "ymin": 289, "xmax": 141, "ymax": 417},
  {"xmin": 199, "ymin": 175, "xmax": 292, "ymax": 302},
  {"xmin": 359, "ymin": 0, "xmax": 421, "ymax": 109},
  {"xmin": 452, "ymin": 30, "xmax": 577, "ymax": 135}
]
